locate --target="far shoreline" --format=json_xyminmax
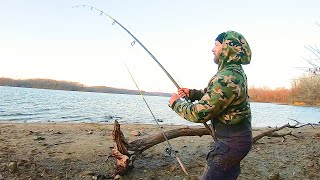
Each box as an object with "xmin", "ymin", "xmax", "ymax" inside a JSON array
[{"xmin": 2, "ymin": 77, "xmax": 320, "ymax": 107}]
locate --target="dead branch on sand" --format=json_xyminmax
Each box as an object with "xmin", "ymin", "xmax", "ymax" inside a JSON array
[{"xmin": 252, "ymin": 119, "xmax": 319, "ymax": 143}]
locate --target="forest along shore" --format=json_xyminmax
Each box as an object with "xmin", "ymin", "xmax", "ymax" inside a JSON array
[{"xmin": 0, "ymin": 123, "xmax": 319, "ymax": 179}]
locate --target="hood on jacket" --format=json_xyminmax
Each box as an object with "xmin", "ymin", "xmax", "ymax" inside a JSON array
[{"xmin": 217, "ymin": 31, "xmax": 251, "ymax": 71}]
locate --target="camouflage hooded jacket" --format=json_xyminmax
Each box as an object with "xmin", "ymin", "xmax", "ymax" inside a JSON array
[{"xmin": 171, "ymin": 31, "xmax": 252, "ymax": 125}]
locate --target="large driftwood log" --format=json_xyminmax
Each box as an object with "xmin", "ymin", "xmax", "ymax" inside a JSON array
[
  {"xmin": 110, "ymin": 120, "xmax": 130, "ymax": 175},
  {"xmin": 110, "ymin": 120, "xmax": 211, "ymax": 175},
  {"xmin": 110, "ymin": 119, "xmax": 319, "ymax": 176},
  {"xmin": 128, "ymin": 125, "xmax": 212, "ymax": 155}
]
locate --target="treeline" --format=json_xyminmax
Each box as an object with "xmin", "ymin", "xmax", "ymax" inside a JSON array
[
  {"xmin": 248, "ymin": 87, "xmax": 290, "ymax": 104},
  {"xmin": 248, "ymin": 75, "xmax": 320, "ymax": 106},
  {"xmin": 289, "ymin": 75, "xmax": 320, "ymax": 106},
  {"xmin": 0, "ymin": 78, "xmax": 84, "ymax": 91},
  {"xmin": 0, "ymin": 78, "xmax": 171, "ymax": 97}
]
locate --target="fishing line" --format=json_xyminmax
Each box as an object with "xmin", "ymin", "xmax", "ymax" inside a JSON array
[{"xmin": 124, "ymin": 64, "xmax": 189, "ymax": 176}]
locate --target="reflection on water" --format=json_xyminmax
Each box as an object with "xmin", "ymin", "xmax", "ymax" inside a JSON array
[{"xmin": 0, "ymin": 86, "xmax": 319, "ymax": 127}]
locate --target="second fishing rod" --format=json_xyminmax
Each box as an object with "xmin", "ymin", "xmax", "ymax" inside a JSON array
[
  {"xmin": 124, "ymin": 64, "xmax": 189, "ymax": 176},
  {"xmin": 73, "ymin": 4, "xmax": 214, "ymax": 138}
]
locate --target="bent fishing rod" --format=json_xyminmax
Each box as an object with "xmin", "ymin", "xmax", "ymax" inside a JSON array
[
  {"xmin": 72, "ymin": 5, "xmax": 214, "ymax": 137},
  {"xmin": 124, "ymin": 64, "xmax": 189, "ymax": 176}
]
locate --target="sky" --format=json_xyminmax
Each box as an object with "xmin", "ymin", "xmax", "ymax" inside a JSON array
[{"xmin": 0, "ymin": 0, "xmax": 320, "ymax": 93}]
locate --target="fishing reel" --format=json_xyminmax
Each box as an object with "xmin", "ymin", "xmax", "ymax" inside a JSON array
[
  {"xmin": 165, "ymin": 147, "xmax": 173, "ymax": 156},
  {"xmin": 165, "ymin": 147, "xmax": 178, "ymax": 157}
]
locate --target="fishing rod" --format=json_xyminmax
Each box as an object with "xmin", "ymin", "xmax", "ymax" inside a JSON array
[
  {"xmin": 124, "ymin": 64, "xmax": 189, "ymax": 176},
  {"xmin": 73, "ymin": 4, "xmax": 180, "ymax": 88},
  {"xmin": 72, "ymin": 5, "xmax": 214, "ymax": 137}
]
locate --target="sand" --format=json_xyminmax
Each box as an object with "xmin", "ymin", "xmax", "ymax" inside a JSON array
[{"xmin": 0, "ymin": 122, "xmax": 319, "ymax": 180}]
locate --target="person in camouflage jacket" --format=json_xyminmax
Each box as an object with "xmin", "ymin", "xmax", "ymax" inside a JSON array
[{"xmin": 169, "ymin": 31, "xmax": 252, "ymax": 180}]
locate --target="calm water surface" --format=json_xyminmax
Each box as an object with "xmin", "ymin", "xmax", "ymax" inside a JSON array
[{"xmin": 0, "ymin": 86, "xmax": 319, "ymax": 127}]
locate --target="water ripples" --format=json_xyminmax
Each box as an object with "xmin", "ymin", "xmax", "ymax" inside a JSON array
[{"xmin": 0, "ymin": 86, "xmax": 319, "ymax": 127}]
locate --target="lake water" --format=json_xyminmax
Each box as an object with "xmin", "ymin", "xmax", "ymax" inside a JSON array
[{"xmin": 0, "ymin": 86, "xmax": 319, "ymax": 127}]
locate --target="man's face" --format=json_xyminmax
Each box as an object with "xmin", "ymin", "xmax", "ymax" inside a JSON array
[{"xmin": 212, "ymin": 41, "xmax": 223, "ymax": 64}]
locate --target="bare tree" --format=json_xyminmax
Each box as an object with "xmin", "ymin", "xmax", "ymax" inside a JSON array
[
  {"xmin": 304, "ymin": 45, "xmax": 320, "ymax": 75},
  {"xmin": 289, "ymin": 24, "xmax": 320, "ymax": 105}
]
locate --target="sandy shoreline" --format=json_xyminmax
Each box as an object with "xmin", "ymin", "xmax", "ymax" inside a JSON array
[{"xmin": 0, "ymin": 122, "xmax": 319, "ymax": 180}]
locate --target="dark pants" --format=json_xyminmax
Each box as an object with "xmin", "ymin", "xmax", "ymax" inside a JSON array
[{"xmin": 202, "ymin": 141, "xmax": 251, "ymax": 180}]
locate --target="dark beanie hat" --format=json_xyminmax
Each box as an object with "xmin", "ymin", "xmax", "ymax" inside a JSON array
[{"xmin": 215, "ymin": 32, "xmax": 226, "ymax": 44}]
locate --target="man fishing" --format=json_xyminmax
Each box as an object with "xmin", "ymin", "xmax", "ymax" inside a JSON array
[{"xmin": 169, "ymin": 31, "xmax": 252, "ymax": 180}]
